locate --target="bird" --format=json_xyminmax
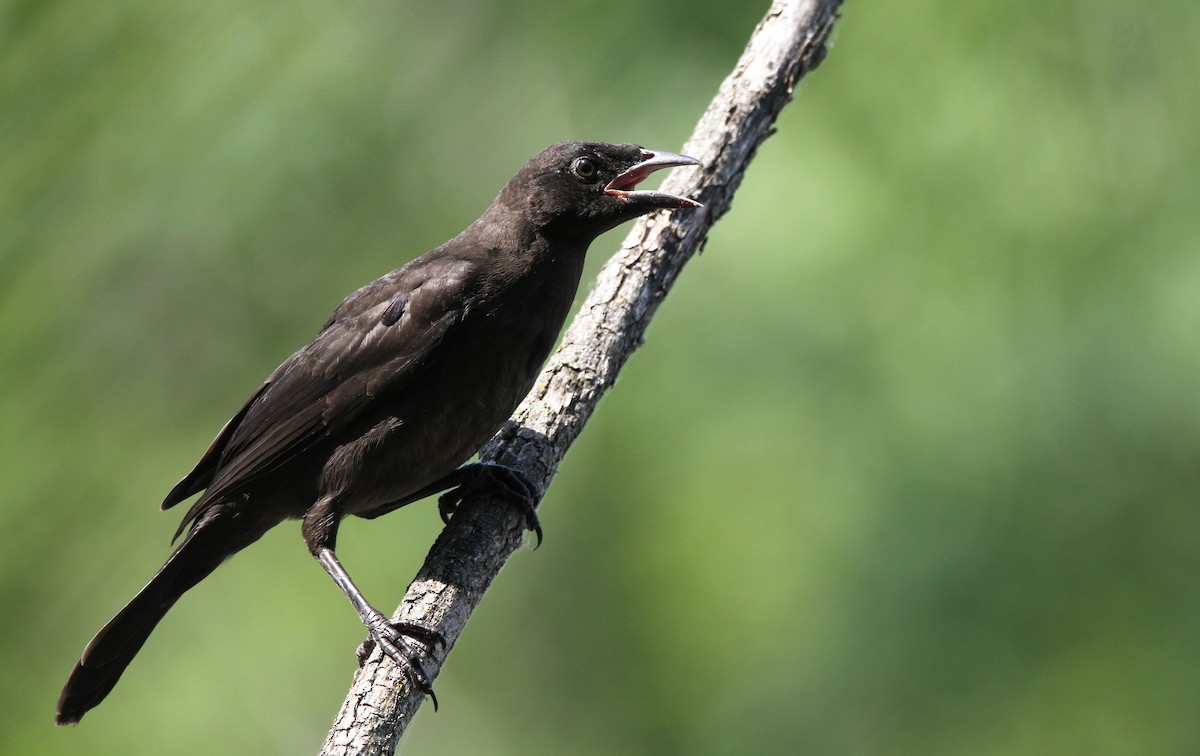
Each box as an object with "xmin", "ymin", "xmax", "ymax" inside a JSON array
[{"xmin": 56, "ymin": 141, "xmax": 702, "ymax": 725}]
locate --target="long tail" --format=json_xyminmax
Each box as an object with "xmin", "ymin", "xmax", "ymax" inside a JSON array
[{"xmin": 56, "ymin": 512, "xmax": 257, "ymax": 725}]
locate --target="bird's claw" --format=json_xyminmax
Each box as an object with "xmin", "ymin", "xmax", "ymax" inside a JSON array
[
  {"xmin": 437, "ymin": 463, "xmax": 543, "ymax": 547},
  {"xmin": 362, "ymin": 614, "xmax": 444, "ymax": 710},
  {"xmin": 437, "ymin": 490, "xmax": 462, "ymax": 525}
]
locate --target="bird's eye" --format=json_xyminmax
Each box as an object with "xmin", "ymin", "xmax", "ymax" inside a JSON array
[{"xmin": 571, "ymin": 157, "xmax": 599, "ymax": 181}]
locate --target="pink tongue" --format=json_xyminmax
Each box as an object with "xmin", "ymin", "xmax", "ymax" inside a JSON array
[{"xmin": 612, "ymin": 164, "xmax": 654, "ymax": 191}]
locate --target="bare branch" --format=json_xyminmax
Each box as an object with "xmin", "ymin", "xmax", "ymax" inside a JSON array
[{"xmin": 320, "ymin": 1, "xmax": 843, "ymax": 753}]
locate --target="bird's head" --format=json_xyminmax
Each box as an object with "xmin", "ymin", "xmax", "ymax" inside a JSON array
[{"xmin": 497, "ymin": 141, "xmax": 703, "ymax": 240}]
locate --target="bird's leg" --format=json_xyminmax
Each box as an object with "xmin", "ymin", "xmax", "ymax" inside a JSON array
[
  {"xmin": 304, "ymin": 502, "xmax": 444, "ymax": 709},
  {"xmin": 436, "ymin": 462, "xmax": 543, "ymax": 547},
  {"xmin": 357, "ymin": 463, "xmax": 542, "ymax": 544},
  {"xmin": 314, "ymin": 547, "xmax": 444, "ymax": 709}
]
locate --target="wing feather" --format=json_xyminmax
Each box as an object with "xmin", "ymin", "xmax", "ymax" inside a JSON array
[{"xmin": 166, "ymin": 255, "xmax": 476, "ymax": 537}]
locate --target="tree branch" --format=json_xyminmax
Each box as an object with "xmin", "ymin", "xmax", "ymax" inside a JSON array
[{"xmin": 320, "ymin": 1, "xmax": 843, "ymax": 753}]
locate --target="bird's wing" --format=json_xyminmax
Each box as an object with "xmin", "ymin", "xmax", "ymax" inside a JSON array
[
  {"xmin": 160, "ymin": 381, "xmax": 273, "ymax": 508},
  {"xmin": 166, "ymin": 255, "xmax": 477, "ymax": 533}
]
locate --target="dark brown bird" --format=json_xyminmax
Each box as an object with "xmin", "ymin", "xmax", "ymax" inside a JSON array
[{"xmin": 56, "ymin": 141, "xmax": 702, "ymax": 725}]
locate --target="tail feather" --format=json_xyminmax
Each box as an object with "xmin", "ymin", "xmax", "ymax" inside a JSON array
[
  {"xmin": 56, "ymin": 575, "xmax": 178, "ymax": 724},
  {"xmin": 56, "ymin": 514, "xmax": 250, "ymax": 725}
]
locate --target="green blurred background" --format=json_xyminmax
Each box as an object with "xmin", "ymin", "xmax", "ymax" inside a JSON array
[{"xmin": 4, "ymin": 1, "xmax": 1198, "ymax": 753}]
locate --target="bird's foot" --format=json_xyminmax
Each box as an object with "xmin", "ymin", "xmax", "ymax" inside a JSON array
[
  {"xmin": 358, "ymin": 612, "xmax": 445, "ymax": 710},
  {"xmin": 437, "ymin": 462, "xmax": 543, "ymax": 547}
]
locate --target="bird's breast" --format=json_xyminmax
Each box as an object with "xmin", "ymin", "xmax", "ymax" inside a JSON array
[{"xmin": 331, "ymin": 249, "xmax": 585, "ymax": 516}]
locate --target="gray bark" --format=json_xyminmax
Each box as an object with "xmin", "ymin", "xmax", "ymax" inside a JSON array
[{"xmin": 319, "ymin": 1, "xmax": 843, "ymax": 753}]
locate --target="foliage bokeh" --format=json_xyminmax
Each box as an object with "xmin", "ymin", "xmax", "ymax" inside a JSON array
[{"xmin": 3, "ymin": 1, "xmax": 1198, "ymax": 753}]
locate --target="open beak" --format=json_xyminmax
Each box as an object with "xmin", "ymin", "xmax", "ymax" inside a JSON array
[{"xmin": 604, "ymin": 149, "xmax": 704, "ymax": 209}]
